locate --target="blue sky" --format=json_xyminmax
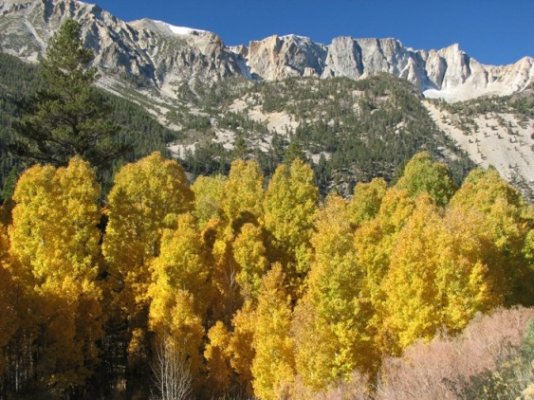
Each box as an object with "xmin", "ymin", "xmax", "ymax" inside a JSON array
[{"xmin": 93, "ymin": 0, "xmax": 533, "ymax": 65}]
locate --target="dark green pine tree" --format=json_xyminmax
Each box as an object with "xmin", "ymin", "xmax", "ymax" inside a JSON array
[{"xmin": 10, "ymin": 19, "xmax": 129, "ymax": 168}]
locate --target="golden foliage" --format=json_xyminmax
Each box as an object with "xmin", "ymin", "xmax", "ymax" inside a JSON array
[
  {"xmin": 8, "ymin": 157, "xmax": 103, "ymax": 391},
  {"xmin": 252, "ymin": 264, "xmax": 295, "ymax": 400},
  {"xmin": 294, "ymin": 195, "xmax": 376, "ymax": 391}
]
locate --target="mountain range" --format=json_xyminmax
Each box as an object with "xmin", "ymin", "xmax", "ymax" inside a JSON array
[{"xmin": 1, "ymin": 0, "xmax": 533, "ymax": 103}]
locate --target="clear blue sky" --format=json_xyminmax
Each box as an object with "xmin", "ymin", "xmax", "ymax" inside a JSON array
[{"xmin": 93, "ymin": 0, "xmax": 533, "ymax": 65}]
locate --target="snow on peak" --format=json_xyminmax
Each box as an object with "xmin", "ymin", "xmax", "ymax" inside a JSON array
[
  {"xmin": 131, "ymin": 18, "xmax": 207, "ymax": 37},
  {"xmin": 163, "ymin": 22, "xmax": 206, "ymax": 36},
  {"xmin": 281, "ymin": 34, "xmax": 310, "ymax": 40}
]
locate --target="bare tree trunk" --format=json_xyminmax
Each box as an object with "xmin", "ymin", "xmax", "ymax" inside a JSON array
[{"xmin": 151, "ymin": 335, "xmax": 192, "ymax": 400}]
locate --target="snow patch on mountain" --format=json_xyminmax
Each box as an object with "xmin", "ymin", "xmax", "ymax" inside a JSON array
[{"xmin": 129, "ymin": 18, "xmax": 207, "ymax": 37}]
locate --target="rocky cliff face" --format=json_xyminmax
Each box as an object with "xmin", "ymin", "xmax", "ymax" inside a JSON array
[
  {"xmin": 0, "ymin": 0, "xmax": 245, "ymax": 98},
  {"xmin": 1, "ymin": 0, "xmax": 533, "ymax": 102}
]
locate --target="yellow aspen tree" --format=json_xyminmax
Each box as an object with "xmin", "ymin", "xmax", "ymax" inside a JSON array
[
  {"xmin": 220, "ymin": 159, "xmax": 264, "ymax": 229},
  {"xmin": 252, "ymin": 264, "xmax": 295, "ymax": 400},
  {"xmin": 449, "ymin": 168, "xmax": 533, "ymax": 304},
  {"xmin": 204, "ymin": 321, "xmax": 233, "ymax": 397},
  {"xmin": 525, "ymin": 229, "xmax": 534, "ymax": 265},
  {"xmin": 263, "ymin": 159, "xmax": 318, "ymax": 278},
  {"xmin": 440, "ymin": 207, "xmax": 500, "ymax": 330},
  {"xmin": 348, "ymin": 177, "xmax": 387, "ymax": 226},
  {"xmin": 103, "ymin": 152, "xmax": 194, "ymax": 310},
  {"xmin": 153, "ymin": 289, "xmax": 204, "ymax": 383},
  {"xmin": 9, "ymin": 158, "xmax": 103, "ymax": 393},
  {"xmin": 149, "ymin": 213, "xmax": 209, "ymax": 319},
  {"xmin": 395, "ymin": 151, "xmax": 456, "ymax": 206},
  {"xmin": 233, "ymin": 223, "xmax": 269, "ymax": 302},
  {"xmin": 294, "ymin": 195, "xmax": 375, "ymax": 391},
  {"xmin": 381, "ymin": 195, "xmax": 497, "ymax": 355},
  {"xmin": 227, "ymin": 301, "xmax": 256, "ymax": 396},
  {"xmin": 210, "ymin": 160, "xmax": 264, "ymax": 321},
  {"xmin": 352, "ymin": 188, "xmax": 416, "ymax": 361},
  {"xmin": 210, "ymin": 231, "xmax": 242, "ymax": 323},
  {"xmin": 148, "ymin": 213, "xmax": 207, "ymax": 386},
  {"xmin": 102, "ymin": 152, "xmax": 193, "ymax": 368},
  {"xmin": 191, "ymin": 174, "xmax": 226, "ymax": 229},
  {"xmin": 380, "ymin": 196, "xmax": 445, "ymax": 354},
  {"xmin": 0, "ymin": 228, "xmax": 19, "ymax": 377},
  {"xmin": 354, "ymin": 188, "xmax": 415, "ymax": 308}
]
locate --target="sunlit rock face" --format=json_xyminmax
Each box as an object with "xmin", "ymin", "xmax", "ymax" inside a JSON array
[{"xmin": 1, "ymin": 0, "xmax": 533, "ymax": 101}]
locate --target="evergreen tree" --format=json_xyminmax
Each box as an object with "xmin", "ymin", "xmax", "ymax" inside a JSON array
[{"xmin": 11, "ymin": 19, "xmax": 128, "ymax": 168}]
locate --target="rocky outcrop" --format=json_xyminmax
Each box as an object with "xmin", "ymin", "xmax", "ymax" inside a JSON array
[
  {"xmin": 247, "ymin": 34, "xmax": 327, "ymax": 79},
  {"xmin": 1, "ymin": 0, "xmax": 533, "ymax": 101},
  {"xmin": 0, "ymin": 0, "xmax": 245, "ymax": 97}
]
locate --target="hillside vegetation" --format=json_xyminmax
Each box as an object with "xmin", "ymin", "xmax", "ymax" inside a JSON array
[
  {"xmin": 1, "ymin": 51, "xmax": 482, "ymax": 199},
  {"xmin": 0, "ymin": 151, "xmax": 533, "ymax": 399},
  {"xmin": 0, "ymin": 52, "xmax": 181, "ymax": 196}
]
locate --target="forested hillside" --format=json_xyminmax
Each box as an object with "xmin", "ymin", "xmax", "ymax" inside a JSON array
[
  {"xmin": 0, "ymin": 52, "xmax": 181, "ymax": 197},
  {"xmin": 1, "ymin": 51, "xmax": 478, "ymax": 200}
]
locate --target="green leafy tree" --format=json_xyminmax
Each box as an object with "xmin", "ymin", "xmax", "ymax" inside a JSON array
[
  {"xmin": 395, "ymin": 152, "xmax": 456, "ymax": 207},
  {"xmin": 11, "ymin": 19, "xmax": 127, "ymax": 167},
  {"xmin": 348, "ymin": 177, "xmax": 388, "ymax": 226}
]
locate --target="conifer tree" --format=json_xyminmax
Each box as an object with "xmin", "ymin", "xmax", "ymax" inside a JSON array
[{"xmin": 11, "ymin": 19, "xmax": 127, "ymax": 167}]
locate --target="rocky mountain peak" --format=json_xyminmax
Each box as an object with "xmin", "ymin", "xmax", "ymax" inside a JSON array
[{"xmin": 1, "ymin": 0, "xmax": 532, "ymax": 102}]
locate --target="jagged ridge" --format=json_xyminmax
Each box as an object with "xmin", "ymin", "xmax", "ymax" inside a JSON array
[{"xmin": 1, "ymin": 0, "xmax": 533, "ymax": 102}]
